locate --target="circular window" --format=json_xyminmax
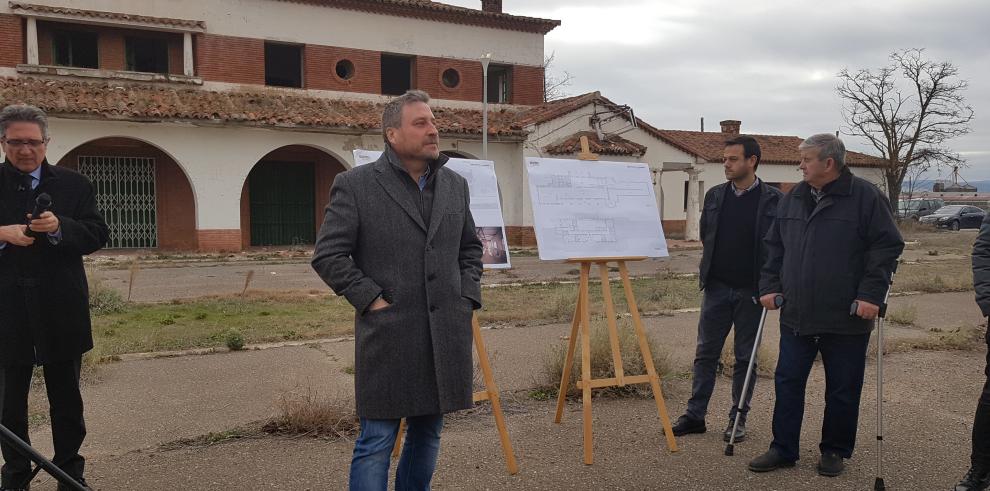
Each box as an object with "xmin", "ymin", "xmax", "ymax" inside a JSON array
[
  {"xmin": 441, "ymin": 68, "xmax": 460, "ymax": 89},
  {"xmin": 335, "ymin": 59, "xmax": 355, "ymax": 80}
]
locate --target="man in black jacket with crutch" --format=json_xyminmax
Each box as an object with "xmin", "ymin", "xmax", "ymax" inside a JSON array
[
  {"xmin": 957, "ymin": 214, "xmax": 990, "ymax": 490},
  {"xmin": 0, "ymin": 104, "xmax": 108, "ymax": 491},
  {"xmin": 748, "ymin": 133, "xmax": 903, "ymax": 477}
]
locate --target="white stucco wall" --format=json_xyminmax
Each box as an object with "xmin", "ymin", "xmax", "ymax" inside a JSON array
[
  {"xmin": 41, "ymin": 118, "xmax": 525, "ymax": 230},
  {"xmin": 0, "ymin": 0, "xmax": 546, "ymax": 67}
]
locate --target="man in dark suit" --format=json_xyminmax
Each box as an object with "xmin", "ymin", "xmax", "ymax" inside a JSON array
[
  {"xmin": 312, "ymin": 90, "xmax": 483, "ymax": 491},
  {"xmin": 0, "ymin": 104, "xmax": 108, "ymax": 491}
]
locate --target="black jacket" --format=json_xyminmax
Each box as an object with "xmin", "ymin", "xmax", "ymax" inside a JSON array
[
  {"xmin": 973, "ymin": 214, "xmax": 990, "ymax": 317},
  {"xmin": 699, "ymin": 179, "xmax": 782, "ymax": 294},
  {"xmin": 760, "ymin": 168, "xmax": 903, "ymax": 336},
  {"xmin": 0, "ymin": 160, "xmax": 109, "ymax": 365}
]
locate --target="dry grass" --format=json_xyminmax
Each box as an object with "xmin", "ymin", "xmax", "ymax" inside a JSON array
[
  {"xmin": 719, "ymin": 333, "xmax": 776, "ymax": 378},
  {"xmin": 882, "ymin": 324, "xmax": 987, "ymax": 355},
  {"xmin": 894, "ymin": 260, "xmax": 973, "ymax": 293},
  {"xmin": 540, "ymin": 320, "xmax": 673, "ymax": 398},
  {"xmin": 886, "ymin": 305, "xmax": 918, "ymax": 326},
  {"xmin": 262, "ymin": 387, "xmax": 359, "ymax": 439}
]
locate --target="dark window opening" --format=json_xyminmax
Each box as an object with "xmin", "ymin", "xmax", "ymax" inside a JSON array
[
  {"xmin": 125, "ymin": 37, "xmax": 169, "ymax": 74},
  {"xmin": 52, "ymin": 30, "xmax": 98, "ymax": 69},
  {"xmin": 265, "ymin": 42, "xmax": 303, "ymax": 88},
  {"xmin": 486, "ymin": 65, "xmax": 511, "ymax": 103},
  {"xmin": 335, "ymin": 59, "xmax": 355, "ymax": 80},
  {"xmin": 381, "ymin": 54, "xmax": 413, "ymax": 95},
  {"xmin": 441, "ymin": 68, "xmax": 460, "ymax": 89}
]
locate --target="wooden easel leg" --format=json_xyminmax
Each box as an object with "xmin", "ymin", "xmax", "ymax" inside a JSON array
[
  {"xmin": 579, "ymin": 262, "xmax": 594, "ymax": 465},
  {"xmin": 392, "ymin": 419, "xmax": 405, "ymax": 459},
  {"xmin": 618, "ymin": 262, "xmax": 679, "ymax": 452},
  {"xmin": 554, "ymin": 281, "xmax": 584, "ymax": 424},
  {"xmin": 597, "ymin": 261, "xmax": 625, "ymax": 386},
  {"xmin": 472, "ymin": 314, "xmax": 519, "ymax": 475}
]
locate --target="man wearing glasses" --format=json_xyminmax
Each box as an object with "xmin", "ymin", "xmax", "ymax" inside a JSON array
[{"xmin": 0, "ymin": 104, "xmax": 108, "ymax": 491}]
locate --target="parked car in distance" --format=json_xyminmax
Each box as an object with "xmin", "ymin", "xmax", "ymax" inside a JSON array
[
  {"xmin": 897, "ymin": 198, "xmax": 945, "ymax": 220},
  {"xmin": 918, "ymin": 205, "xmax": 986, "ymax": 230}
]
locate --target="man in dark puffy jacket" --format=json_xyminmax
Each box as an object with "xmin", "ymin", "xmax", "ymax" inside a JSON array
[
  {"xmin": 670, "ymin": 136, "xmax": 781, "ymax": 444},
  {"xmin": 748, "ymin": 133, "xmax": 903, "ymax": 477},
  {"xmin": 956, "ymin": 214, "xmax": 990, "ymax": 491}
]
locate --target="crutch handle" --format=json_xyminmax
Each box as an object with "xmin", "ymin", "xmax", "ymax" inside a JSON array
[
  {"xmin": 773, "ymin": 295, "xmax": 784, "ymax": 308},
  {"xmin": 850, "ymin": 301, "xmax": 859, "ymax": 316}
]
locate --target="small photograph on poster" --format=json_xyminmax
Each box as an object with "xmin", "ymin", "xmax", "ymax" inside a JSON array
[{"xmin": 477, "ymin": 226, "xmax": 509, "ymax": 267}]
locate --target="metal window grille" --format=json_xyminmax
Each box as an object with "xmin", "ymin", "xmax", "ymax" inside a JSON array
[{"xmin": 78, "ymin": 156, "xmax": 158, "ymax": 248}]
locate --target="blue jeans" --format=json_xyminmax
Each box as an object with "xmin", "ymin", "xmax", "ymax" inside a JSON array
[
  {"xmin": 770, "ymin": 327, "xmax": 871, "ymax": 462},
  {"xmin": 349, "ymin": 414, "xmax": 444, "ymax": 491},
  {"xmin": 685, "ymin": 280, "xmax": 762, "ymax": 424}
]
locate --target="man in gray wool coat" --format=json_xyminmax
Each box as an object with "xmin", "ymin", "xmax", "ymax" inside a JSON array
[{"xmin": 312, "ymin": 89, "xmax": 483, "ymax": 491}]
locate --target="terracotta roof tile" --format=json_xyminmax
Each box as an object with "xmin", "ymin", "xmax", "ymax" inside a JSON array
[
  {"xmin": 544, "ymin": 131, "xmax": 646, "ymax": 157},
  {"xmin": 645, "ymin": 127, "xmax": 885, "ymax": 168},
  {"xmin": 276, "ymin": 0, "xmax": 560, "ymax": 34},
  {"xmin": 8, "ymin": 2, "xmax": 206, "ymax": 30},
  {"xmin": 523, "ymin": 91, "xmax": 883, "ymax": 168},
  {"xmin": 0, "ymin": 77, "xmax": 526, "ymax": 136}
]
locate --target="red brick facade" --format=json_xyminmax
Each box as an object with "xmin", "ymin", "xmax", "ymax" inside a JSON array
[
  {"xmin": 197, "ymin": 230, "xmax": 241, "ymax": 252},
  {"xmin": 505, "ymin": 226, "xmax": 536, "ymax": 247},
  {"xmin": 304, "ymin": 45, "xmax": 380, "ymax": 94},
  {"xmin": 0, "ymin": 14, "xmax": 23, "ymax": 67},
  {"xmin": 511, "ymin": 64, "xmax": 544, "ymax": 105},
  {"xmin": 415, "ymin": 56, "xmax": 485, "ymax": 103},
  {"xmin": 196, "ymin": 34, "xmax": 265, "ymax": 84}
]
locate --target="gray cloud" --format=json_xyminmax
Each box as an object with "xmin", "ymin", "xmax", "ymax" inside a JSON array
[{"xmin": 446, "ymin": 0, "xmax": 989, "ymax": 178}]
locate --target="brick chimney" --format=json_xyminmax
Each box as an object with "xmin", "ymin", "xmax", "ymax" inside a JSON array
[
  {"xmin": 481, "ymin": 0, "xmax": 502, "ymax": 13},
  {"xmin": 720, "ymin": 120, "xmax": 741, "ymax": 134}
]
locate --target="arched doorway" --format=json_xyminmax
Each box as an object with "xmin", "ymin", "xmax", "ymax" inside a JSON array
[
  {"xmin": 240, "ymin": 145, "xmax": 347, "ymax": 248},
  {"xmin": 55, "ymin": 137, "xmax": 196, "ymax": 250}
]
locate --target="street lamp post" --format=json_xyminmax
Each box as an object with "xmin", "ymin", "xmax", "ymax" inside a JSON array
[{"xmin": 481, "ymin": 53, "xmax": 492, "ymax": 160}]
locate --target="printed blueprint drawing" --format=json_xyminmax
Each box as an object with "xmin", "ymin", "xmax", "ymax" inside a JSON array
[{"xmin": 526, "ymin": 158, "xmax": 668, "ymax": 260}]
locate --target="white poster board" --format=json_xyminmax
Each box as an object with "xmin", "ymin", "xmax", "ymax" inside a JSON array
[
  {"xmin": 525, "ymin": 157, "xmax": 668, "ymax": 261},
  {"xmin": 351, "ymin": 150, "xmax": 511, "ymax": 268}
]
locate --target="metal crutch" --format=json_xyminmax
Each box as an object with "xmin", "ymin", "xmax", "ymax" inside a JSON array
[
  {"xmin": 725, "ymin": 294, "xmax": 783, "ymax": 456},
  {"xmin": 851, "ymin": 266, "xmax": 896, "ymax": 491},
  {"xmin": 0, "ymin": 424, "xmax": 90, "ymax": 491}
]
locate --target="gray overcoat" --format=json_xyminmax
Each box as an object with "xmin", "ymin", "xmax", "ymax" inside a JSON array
[{"xmin": 312, "ymin": 149, "xmax": 483, "ymax": 419}]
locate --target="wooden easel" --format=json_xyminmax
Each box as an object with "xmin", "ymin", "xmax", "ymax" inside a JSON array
[
  {"xmin": 391, "ymin": 313, "xmax": 519, "ymax": 475},
  {"xmin": 552, "ymin": 136, "xmax": 678, "ymax": 465}
]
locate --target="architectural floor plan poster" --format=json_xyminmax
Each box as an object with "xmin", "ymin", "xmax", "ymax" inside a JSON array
[
  {"xmin": 352, "ymin": 150, "xmax": 511, "ymax": 268},
  {"xmin": 525, "ymin": 157, "xmax": 668, "ymax": 261}
]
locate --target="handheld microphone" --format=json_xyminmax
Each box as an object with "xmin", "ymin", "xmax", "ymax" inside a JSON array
[{"xmin": 25, "ymin": 192, "xmax": 53, "ymax": 238}]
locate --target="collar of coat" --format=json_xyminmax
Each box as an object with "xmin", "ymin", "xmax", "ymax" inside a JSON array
[
  {"xmin": 790, "ymin": 166, "xmax": 854, "ymax": 198},
  {"xmin": 380, "ymin": 145, "xmax": 449, "ymax": 180},
  {"xmin": 1, "ymin": 159, "xmax": 61, "ymax": 187}
]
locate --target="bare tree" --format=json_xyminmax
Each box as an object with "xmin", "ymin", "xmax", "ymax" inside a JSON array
[
  {"xmin": 837, "ymin": 48, "xmax": 974, "ymax": 211},
  {"xmin": 543, "ymin": 51, "xmax": 574, "ymax": 102}
]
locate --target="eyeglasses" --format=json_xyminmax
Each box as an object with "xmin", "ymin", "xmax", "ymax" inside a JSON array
[{"xmin": 1, "ymin": 138, "xmax": 48, "ymax": 149}]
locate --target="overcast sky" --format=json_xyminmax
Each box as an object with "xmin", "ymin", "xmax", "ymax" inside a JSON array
[{"xmin": 447, "ymin": 0, "xmax": 989, "ymax": 181}]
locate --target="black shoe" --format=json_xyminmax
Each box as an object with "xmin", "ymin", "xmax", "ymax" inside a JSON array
[
  {"xmin": 817, "ymin": 451, "xmax": 845, "ymax": 477},
  {"xmin": 723, "ymin": 421, "xmax": 747, "ymax": 442},
  {"xmin": 0, "ymin": 484, "xmax": 30, "ymax": 491},
  {"xmin": 670, "ymin": 414, "xmax": 706, "ymax": 436},
  {"xmin": 955, "ymin": 466, "xmax": 990, "ymax": 491},
  {"xmin": 748, "ymin": 448, "xmax": 796, "ymax": 472}
]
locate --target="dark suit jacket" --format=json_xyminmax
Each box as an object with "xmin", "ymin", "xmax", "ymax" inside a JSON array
[{"xmin": 0, "ymin": 160, "xmax": 109, "ymax": 365}]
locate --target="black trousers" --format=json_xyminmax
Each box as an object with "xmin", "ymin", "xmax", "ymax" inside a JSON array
[
  {"xmin": 973, "ymin": 331, "xmax": 990, "ymax": 468},
  {"xmin": 0, "ymin": 359, "xmax": 86, "ymax": 488}
]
